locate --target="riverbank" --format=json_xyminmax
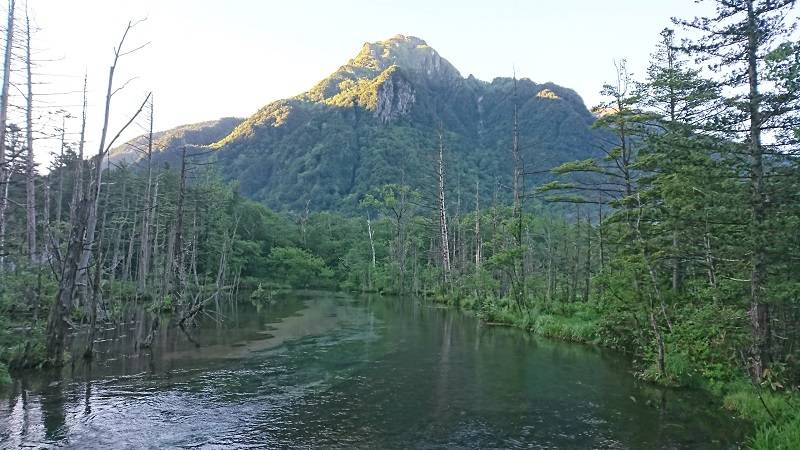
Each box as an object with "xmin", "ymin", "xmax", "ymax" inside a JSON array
[{"xmin": 431, "ymin": 293, "xmax": 800, "ymax": 450}]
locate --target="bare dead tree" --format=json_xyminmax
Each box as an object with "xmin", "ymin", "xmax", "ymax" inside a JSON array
[
  {"xmin": 474, "ymin": 180, "xmax": 481, "ymax": 271},
  {"xmin": 0, "ymin": 0, "xmax": 16, "ymax": 268},
  {"xmin": 67, "ymin": 76, "xmax": 86, "ymax": 230},
  {"xmin": 45, "ymin": 195, "xmax": 89, "ymax": 365},
  {"xmin": 172, "ymin": 143, "xmax": 188, "ymax": 299},
  {"xmin": 583, "ymin": 211, "xmax": 592, "ymax": 302},
  {"xmin": 78, "ymin": 19, "xmax": 149, "ymax": 294},
  {"xmin": 137, "ymin": 96, "xmax": 154, "ymax": 294},
  {"xmin": 24, "ymin": 2, "xmax": 36, "ymax": 263},
  {"xmin": 47, "ymin": 20, "xmax": 150, "ymax": 364},
  {"xmin": 436, "ymin": 129, "xmax": 451, "ymax": 280},
  {"xmin": 367, "ymin": 213, "xmax": 376, "ymax": 268},
  {"xmin": 510, "ymin": 75, "xmax": 525, "ymax": 307},
  {"xmin": 55, "ymin": 114, "xmax": 67, "ymax": 225}
]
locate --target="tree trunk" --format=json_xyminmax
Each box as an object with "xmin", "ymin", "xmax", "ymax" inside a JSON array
[
  {"xmin": 24, "ymin": 5, "xmax": 36, "ymax": 263},
  {"xmin": 511, "ymin": 79, "xmax": 525, "ymax": 306},
  {"xmin": 83, "ymin": 224, "xmax": 104, "ymax": 360},
  {"xmin": 138, "ymin": 99, "xmax": 154, "ymax": 293},
  {"xmin": 173, "ymin": 145, "xmax": 188, "ymax": 299},
  {"xmin": 78, "ymin": 62, "xmax": 116, "ymax": 292},
  {"xmin": 79, "ymin": 22, "xmax": 147, "ymax": 298},
  {"xmin": 56, "ymin": 118, "xmax": 66, "ymax": 224},
  {"xmin": 583, "ymin": 213, "xmax": 592, "ymax": 302},
  {"xmin": 436, "ymin": 130, "xmax": 451, "ymax": 280},
  {"xmin": 0, "ymin": 0, "xmax": 15, "ymax": 269},
  {"xmin": 45, "ymin": 196, "xmax": 89, "ymax": 365},
  {"xmin": 68, "ymin": 76, "xmax": 87, "ymax": 229},
  {"xmin": 123, "ymin": 210, "xmax": 136, "ymax": 281},
  {"xmin": 474, "ymin": 180, "xmax": 481, "ymax": 271},
  {"xmin": 367, "ymin": 214, "xmax": 376, "ymax": 268},
  {"xmin": 42, "ymin": 176, "xmax": 50, "ymax": 260},
  {"xmin": 650, "ymin": 308, "xmax": 666, "ymax": 377},
  {"xmin": 671, "ymin": 230, "xmax": 682, "ymax": 291},
  {"xmin": 745, "ymin": 0, "xmax": 769, "ymax": 380}
]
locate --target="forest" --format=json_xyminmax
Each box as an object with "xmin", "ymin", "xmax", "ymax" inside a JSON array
[{"xmin": 1, "ymin": 0, "xmax": 800, "ymax": 449}]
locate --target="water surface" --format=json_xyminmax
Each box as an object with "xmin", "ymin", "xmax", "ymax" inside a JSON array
[{"xmin": 1, "ymin": 292, "xmax": 746, "ymax": 448}]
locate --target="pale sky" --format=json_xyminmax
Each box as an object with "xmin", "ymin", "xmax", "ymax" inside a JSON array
[{"xmin": 16, "ymin": 0, "xmax": 720, "ymax": 167}]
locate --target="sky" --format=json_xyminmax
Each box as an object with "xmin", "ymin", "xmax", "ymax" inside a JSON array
[{"xmin": 19, "ymin": 0, "xmax": 719, "ymax": 166}]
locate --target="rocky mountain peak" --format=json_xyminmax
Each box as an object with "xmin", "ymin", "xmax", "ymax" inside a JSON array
[{"xmin": 354, "ymin": 35, "xmax": 461, "ymax": 82}]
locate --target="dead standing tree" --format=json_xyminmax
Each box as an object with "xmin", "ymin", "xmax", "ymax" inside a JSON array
[
  {"xmin": 24, "ymin": 2, "xmax": 36, "ymax": 263},
  {"xmin": 45, "ymin": 19, "xmax": 150, "ymax": 365},
  {"xmin": 136, "ymin": 96, "xmax": 155, "ymax": 294},
  {"xmin": 474, "ymin": 180, "xmax": 481, "ymax": 270},
  {"xmin": 172, "ymin": 143, "xmax": 188, "ymax": 300},
  {"xmin": 436, "ymin": 129, "xmax": 451, "ymax": 281},
  {"xmin": 0, "ymin": 0, "xmax": 15, "ymax": 268},
  {"xmin": 77, "ymin": 19, "xmax": 149, "ymax": 300},
  {"xmin": 510, "ymin": 75, "xmax": 525, "ymax": 309}
]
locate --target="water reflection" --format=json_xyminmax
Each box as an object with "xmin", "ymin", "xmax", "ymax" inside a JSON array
[{"xmin": 1, "ymin": 292, "xmax": 747, "ymax": 449}]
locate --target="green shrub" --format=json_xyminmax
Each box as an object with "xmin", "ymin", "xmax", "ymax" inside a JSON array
[
  {"xmin": 249, "ymin": 283, "xmax": 277, "ymax": 303},
  {"xmin": 161, "ymin": 294, "xmax": 174, "ymax": 311},
  {"xmin": 0, "ymin": 362, "xmax": 10, "ymax": 387},
  {"xmin": 267, "ymin": 247, "xmax": 334, "ymax": 288},
  {"xmin": 532, "ymin": 313, "xmax": 599, "ymax": 343}
]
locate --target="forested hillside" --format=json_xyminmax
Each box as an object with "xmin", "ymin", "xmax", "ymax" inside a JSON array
[
  {"xmin": 115, "ymin": 35, "xmax": 606, "ymax": 212},
  {"xmin": 108, "ymin": 116, "xmax": 242, "ymax": 165}
]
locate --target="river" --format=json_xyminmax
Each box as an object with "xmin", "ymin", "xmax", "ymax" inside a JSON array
[{"xmin": 0, "ymin": 291, "xmax": 747, "ymax": 449}]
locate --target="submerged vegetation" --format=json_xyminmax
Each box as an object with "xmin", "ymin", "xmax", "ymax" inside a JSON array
[{"xmin": 1, "ymin": 0, "xmax": 800, "ymax": 448}]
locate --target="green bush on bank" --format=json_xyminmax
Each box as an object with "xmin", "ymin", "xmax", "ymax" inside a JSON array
[
  {"xmin": 267, "ymin": 247, "xmax": 334, "ymax": 288},
  {"xmin": 457, "ymin": 294, "xmax": 601, "ymax": 344},
  {"xmin": 0, "ymin": 362, "xmax": 10, "ymax": 387}
]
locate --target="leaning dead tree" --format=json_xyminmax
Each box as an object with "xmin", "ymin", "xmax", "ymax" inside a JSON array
[
  {"xmin": 46, "ymin": 19, "xmax": 150, "ymax": 365},
  {"xmin": 78, "ymin": 19, "xmax": 149, "ymax": 296}
]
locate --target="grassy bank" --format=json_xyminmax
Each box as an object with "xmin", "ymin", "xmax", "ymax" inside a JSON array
[{"xmin": 434, "ymin": 293, "xmax": 800, "ymax": 449}]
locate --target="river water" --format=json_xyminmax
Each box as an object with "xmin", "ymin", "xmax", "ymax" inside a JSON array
[{"xmin": 1, "ymin": 291, "xmax": 746, "ymax": 449}]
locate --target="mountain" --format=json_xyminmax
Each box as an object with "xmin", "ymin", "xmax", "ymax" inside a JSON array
[
  {"xmin": 109, "ymin": 117, "xmax": 243, "ymax": 165},
  {"xmin": 114, "ymin": 35, "xmax": 605, "ymax": 212}
]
